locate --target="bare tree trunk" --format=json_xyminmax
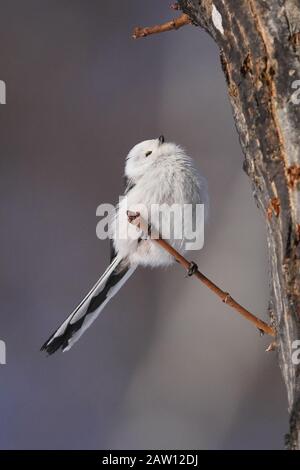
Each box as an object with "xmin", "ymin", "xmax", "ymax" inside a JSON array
[{"xmin": 178, "ymin": 0, "xmax": 300, "ymax": 449}]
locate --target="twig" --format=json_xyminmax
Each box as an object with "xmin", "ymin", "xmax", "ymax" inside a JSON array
[
  {"xmin": 128, "ymin": 212, "xmax": 276, "ymax": 338},
  {"xmin": 132, "ymin": 13, "xmax": 192, "ymax": 40}
]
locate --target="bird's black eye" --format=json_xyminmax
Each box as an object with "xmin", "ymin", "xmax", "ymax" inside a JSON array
[{"xmin": 145, "ymin": 151, "xmax": 152, "ymax": 157}]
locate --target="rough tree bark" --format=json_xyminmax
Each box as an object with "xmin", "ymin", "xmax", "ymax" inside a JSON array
[{"xmin": 177, "ymin": 0, "xmax": 300, "ymax": 449}]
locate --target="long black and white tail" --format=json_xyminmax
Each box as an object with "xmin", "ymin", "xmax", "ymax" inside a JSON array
[{"xmin": 41, "ymin": 256, "xmax": 136, "ymax": 354}]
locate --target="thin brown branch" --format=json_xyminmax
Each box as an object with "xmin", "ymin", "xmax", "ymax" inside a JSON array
[
  {"xmin": 132, "ymin": 13, "xmax": 191, "ymax": 40},
  {"xmin": 128, "ymin": 212, "xmax": 275, "ymax": 338}
]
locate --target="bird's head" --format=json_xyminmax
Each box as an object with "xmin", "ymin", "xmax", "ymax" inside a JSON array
[{"xmin": 125, "ymin": 135, "xmax": 181, "ymax": 180}]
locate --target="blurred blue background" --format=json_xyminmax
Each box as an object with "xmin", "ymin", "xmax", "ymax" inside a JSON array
[{"xmin": 0, "ymin": 0, "xmax": 287, "ymax": 449}]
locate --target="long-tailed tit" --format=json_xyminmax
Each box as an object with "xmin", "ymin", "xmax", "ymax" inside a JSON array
[{"xmin": 41, "ymin": 136, "xmax": 208, "ymax": 354}]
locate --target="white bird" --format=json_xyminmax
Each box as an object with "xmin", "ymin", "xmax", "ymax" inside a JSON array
[{"xmin": 41, "ymin": 136, "xmax": 208, "ymax": 354}]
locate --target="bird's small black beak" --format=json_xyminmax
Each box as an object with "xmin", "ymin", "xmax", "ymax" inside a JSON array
[{"xmin": 158, "ymin": 135, "xmax": 165, "ymax": 145}]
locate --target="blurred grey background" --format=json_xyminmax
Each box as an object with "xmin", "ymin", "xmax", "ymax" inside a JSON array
[{"xmin": 0, "ymin": 0, "xmax": 288, "ymax": 449}]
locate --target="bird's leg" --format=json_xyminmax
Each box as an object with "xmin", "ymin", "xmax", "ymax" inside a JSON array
[
  {"xmin": 127, "ymin": 210, "xmax": 140, "ymax": 224},
  {"xmin": 186, "ymin": 261, "xmax": 198, "ymax": 277},
  {"xmin": 127, "ymin": 211, "xmax": 154, "ymax": 238}
]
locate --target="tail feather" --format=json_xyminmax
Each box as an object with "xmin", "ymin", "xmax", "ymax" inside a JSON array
[{"xmin": 41, "ymin": 256, "xmax": 136, "ymax": 354}]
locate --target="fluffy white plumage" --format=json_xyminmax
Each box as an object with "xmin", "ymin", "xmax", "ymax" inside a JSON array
[
  {"xmin": 111, "ymin": 137, "xmax": 208, "ymax": 267},
  {"xmin": 41, "ymin": 137, "xmax": 208, "ymax": 354}
]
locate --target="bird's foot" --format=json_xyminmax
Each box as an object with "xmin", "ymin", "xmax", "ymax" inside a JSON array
[
  {"xmin": 127, "ymin": 210, "xmax": 140, "ymax": 224},
  {"xmin": 186, "ymin": 261, "xmax": 198, "ymax": 277}
]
